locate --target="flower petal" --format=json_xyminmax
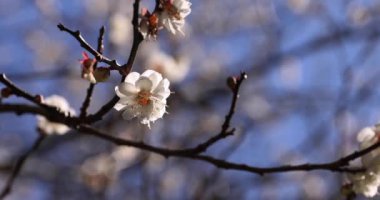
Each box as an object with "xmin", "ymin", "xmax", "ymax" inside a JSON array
[
  {"xmin": 114, "ymin": 102, "xmax": 126, "ymax": 111},
  {"xmin": 122, "ymin": 108, "xmax": 137, "ymax": 120},
  {"xmin": 153, "ymin": 79, "xmax": 170, "ymax": 100},
  {"xmin": 115, "ymin": 82, "xmax": 139, "ymax": 97},
  {"xmin": 136, "ymin": 77, "xmax": 153, "ymax": 91},
  {"xmin": 125, "ymin": 72, "xmax": 140, "ymax": 84},
  {"xmin": 142, "ymin": 70, "xmax": 163, "ymax": 89},
  {"xmin": 357, "ymin": 127, "xmax": 376, "ymax": 143}
]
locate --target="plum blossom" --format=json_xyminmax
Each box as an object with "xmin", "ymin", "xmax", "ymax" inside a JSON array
[
  {"xmin": 159, "ymin": 0, "xmax": 191, "ymax": 35},
  {"xmin": 145, "ymin": 50, "xmax": 190, "ymax": 83},
  {"xmin": 139, "ymin": 8, "xmax": 161, "ymax": 40},
  {"xmin": 36, "ymin": 95, "xmax": 76, "ymax": 135},
  {"xmin": 348, "ymin": 125, "xmax": 380, "ymax": 197},
  {"xmin": 114, "ymin": 70, "xmax": 170, "ymax": 128}
]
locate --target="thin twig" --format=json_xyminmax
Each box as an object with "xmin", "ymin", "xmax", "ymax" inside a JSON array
[
  {"xmin": 85, "ymin": 0, "xmax": 144, "ymax": 123},
  {"xmin": 0, "ymin": 134, "xmax": 46, "ymax": 199},
  {"xmin": 0, "ymin": 74, "xmax": 60, "ymax": 113},
  {"xmin": 0, "ymin": 75, "xmax": 76, "ymax": 124},
  {"xmin": 57, "ymin": 24, "xmax": 119, "ymax": 68},
  {"xmin": 80, "ymin": 26, "xmax": 105, "ymax": 119},
  {"xmin": 185, "ymin": 72, "xmax": 247, "ymax": 154}
]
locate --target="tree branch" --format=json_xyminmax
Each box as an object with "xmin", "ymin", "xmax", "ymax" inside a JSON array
[
  {"xmin": 184, "ymin": 72, "xmax": 247, "ymax": 154},
  {"xmin": 79, "ymin": 26, "xmax": 105, "ymax": 119},
  {"xmin": 85, "ymin": 0, "xmax": 144, "ymax": 123},
  {"xmin": 0, "ymin": 74, "xmax": 62, "ymax": 113},
  {"xmin": 57, "ymin": 24, "xmax": 120, "ymax": 68},
  {"xmin": 76, "ymin": 124, "xmax": 370, "ymax": 175},
  {"xmin": 0, "ymin": 101, "xmax": 374, "ymax": 176}
]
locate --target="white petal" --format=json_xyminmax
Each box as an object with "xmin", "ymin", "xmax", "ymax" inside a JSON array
[
  {"xmin": 125, "ymin": 72, "xmax": 140, "ymax": 84},
  {"xmin": 115, "ymin": 82, "xmax": 139, "ymax": 97},
  {"xmin": 153, "ymin": 79, "xmax": 170, "ymax": 100},
  {"xmin": 357, "ymin": 127, "xmax": 376, "ymax": 143},
  {"xmin": 122, "ymin": 109, "xmax": 137, "ymax": 120},
  {"xmin": 149, "ymin": 101, "xmax": 166, "ymax": 121},
  {"xmin": 165, "ymin": 20, "xmax": 177, "ymax": 34},
  {"xmin": 37, "ymin": 95, "xmax": 75, "ymax": 135},
  {"xmin": 114, "ymin": 102, "xmax": 126, "ymax": 111},
  {"xmin": 142, "ymin": 70, "xmax": 163, "ymax": 89},
  {"xmin": 136, "ymin": 77, "xmax": 153, "ymax": 91}
]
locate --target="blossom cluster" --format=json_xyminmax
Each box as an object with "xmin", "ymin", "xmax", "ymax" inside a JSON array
[
  {"xmin": 35, "ymin": 1, "xmax": 192, "ymax": 135},
  {"xmin": 139, "ymin": 0, "xmax": 192, "ymax": 39},
  {"xmin": 347, "ymin": 125, "xmax": 380, "ymax": 197}
]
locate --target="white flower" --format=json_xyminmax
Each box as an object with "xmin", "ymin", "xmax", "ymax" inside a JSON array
[
  {"xmin": 159, "ymin": 0, "xmax": 191, "ymax": 35},
  {"xmin": 145, "ymin": 50, "xmax": 190, "ymax": 83},
  {"xmin": 357, "ymin": 126, "xmax": 380, "ymax": 169},
  {"xmin": 114, "ymin": 70, "xmax": 170, "ymax": 128},
  {"xmin": 349, "ymin": 172, "xmax": 380, "ymax": 198},
  {"xmin": 139, "ymin": 8, "xmax": 161, "ymax": 40},
  {"xmin": 348, "ymin": 125, "xmax": 380, "ymax": 197},
  {"xmin": 36, "ymin": 95, "xmax": 75, "ymax": 135}
]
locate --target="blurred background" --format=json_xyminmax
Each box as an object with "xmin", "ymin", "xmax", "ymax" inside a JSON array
[{"xmin": 0, "ymin": 0, "xmax": 380, "ymax": 199}]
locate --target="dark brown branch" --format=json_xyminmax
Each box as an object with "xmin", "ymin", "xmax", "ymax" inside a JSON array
[
  {"xmin": 0, "ymin": 102, "xmax": 373, "ymax": 175},
  {"xmin": 0, "ymin": 104, "xmax": 48, "ymax": 116},
  {"xmin": 85, "ymin": 0, "xmax": 144, "ymax": 123},
  {"xmin": 57, "ymin": 24, "xmax": 120, "ymax": 68},
  {"xmin": 185, "ymin": 72, "xmax": 247, "ymax": 154},
  {"xmin": 120, "ymin": 0, "xmax": 143, "ymax": 74},
  {"xmin": 76, "ymin": 124, "xmax": 371, "ymax": 175},
  {"xmin": 0, "ymin": 74, "xmax": 60, "ymax": 113},
  {"xmin": 80, "ymin": 26, "xmax": 105, "ymax": 119},
  {"xmin": 0, "ymin": 134, "xmax": 46, "ymax": 199}
]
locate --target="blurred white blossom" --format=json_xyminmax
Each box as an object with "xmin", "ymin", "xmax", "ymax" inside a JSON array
[
  {"xmin": 159, "ymin": 0, "xmax": 192, "ymax": 35},
  {"xmin": 347, "ymin": 2, "xmax": 371, "ymax": 26},
  {"xmin": 287, "ymin": 0, "xmax": 311, "ymax": 14},
  {"xmin": 348, "ymin": 125, "xmax": 380, "ymax": 197},
  {"xmin": 114, "ymin": 70, "xmax": 170, "ymax": 128},
  {"xmin": 110, "ymin": 13, "xmax": 132, "ymax": 45},
  {"xmin": 80, "ymin": 154, "xmax": 116, "ymax": 192},
  {"xmin": 37, "ymin": 95, "xmax": 75, "ymax": 135},
  {"xmin": 111, "ymin": 146, "xmax": 139, "ymax": 171},
  {"xmin": 145, "ymin": 50, "xmax": 190, "ymax": 83}
]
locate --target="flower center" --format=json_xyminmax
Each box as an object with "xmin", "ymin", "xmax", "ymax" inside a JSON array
[{"xmin": 136, "ymin": 90, "xmax": 151, "ymax": 106}]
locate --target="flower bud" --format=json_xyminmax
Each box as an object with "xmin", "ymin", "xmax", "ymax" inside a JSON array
[
  {"xmin": 1, "ymin": 87, "xmax": 13, "ymax": 98},
  {"xmin": 80, "ymin": 52, "xmax": 97, "ymax": 83},
  {"xmin": 227, "ymin": 76, "xmax": 237, "ymax": 91},
  {"xmin": 93, "ymin": 67, "xmax": 110, "ymax": 82},
  {"xmin": 34, "ymin": 94, "xmax": 44, "ymax": 103}
]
